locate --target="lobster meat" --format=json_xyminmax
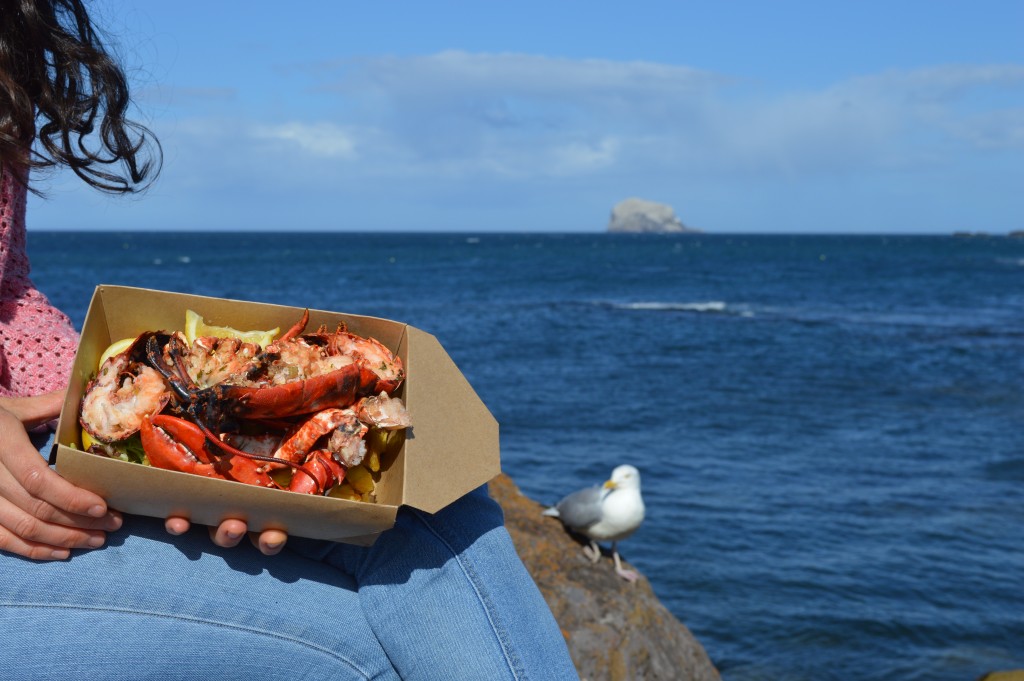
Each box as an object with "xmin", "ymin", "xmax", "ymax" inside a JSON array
[
  {"xmin": 80, "ymin": 335, "xmax": 172, "ymax": 443},
  {"xmin": 79, "ymin": 310, "xmax": 410, "ymax": 497}
]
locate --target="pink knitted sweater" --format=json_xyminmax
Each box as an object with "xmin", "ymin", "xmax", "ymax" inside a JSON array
[{"xmin": 0, "ymin": 163, "xmax": 79, "ymax": 397}]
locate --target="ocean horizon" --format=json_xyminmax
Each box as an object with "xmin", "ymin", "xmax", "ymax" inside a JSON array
[{"xmin": 27, "ymin": 227, "xmax": 1024, "ymax": 236}]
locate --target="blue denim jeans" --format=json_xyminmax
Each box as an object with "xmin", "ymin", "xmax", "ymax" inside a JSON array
[{"xmin": 0, "ymin": 433, "xmax": 578, "ymax": 680}]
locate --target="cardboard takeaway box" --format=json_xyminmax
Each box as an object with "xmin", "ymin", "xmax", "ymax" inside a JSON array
[{"xmin": 53, "ymin": 285, "xmax": 500, "ymax": 545}]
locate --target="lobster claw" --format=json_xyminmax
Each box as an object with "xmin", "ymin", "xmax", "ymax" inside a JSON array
[
  {"xmin": 140, "ymin": 415, "xmax": 276, "ymax": 488},
  {"xmin": 140, "ymin": 414, "xmax": 215, "ymax": 475},
  {"xmin": 288, "ymin": 450, "xmax": 346, "ymax": 495}
]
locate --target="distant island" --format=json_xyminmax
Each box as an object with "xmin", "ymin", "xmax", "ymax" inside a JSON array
[{"xmin": 606, "ymin": 198, "xmax": 700, "ymax": 234}]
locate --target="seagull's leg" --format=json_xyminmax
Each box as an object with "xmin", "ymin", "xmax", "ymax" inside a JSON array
[
  {"xmin": 612, "ymin": 542, "xmax": 639, "ymax": 582},
  {"xmin": 582, "ymin": 540, "xmax": 601, "ymax": 563}
]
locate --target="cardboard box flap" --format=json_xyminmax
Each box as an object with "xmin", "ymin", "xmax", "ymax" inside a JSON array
[{"xmin": 400, "ymin": 327, "xmax": 500, "ymax": 514}]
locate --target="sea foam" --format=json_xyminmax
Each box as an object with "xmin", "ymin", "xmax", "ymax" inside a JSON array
[{"xmin": 611, "ymin": 300, "xmax": 730, "ymax": 313}]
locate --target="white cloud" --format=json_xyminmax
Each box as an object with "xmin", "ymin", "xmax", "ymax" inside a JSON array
[
  {"xmin": 340, "ymin": 50, "xmax": 725, "ymax": 100},
  {"xmin": 549, "ymin": 137, "xmax": 621, "ymax": 174},
  {"xmin": 250, "ymin": 122, "xmax": 358, "ymax": 158},
  {"xmin": 296, "ymin": 52, "xmax": 722, "ymax": 179},
  {"xmin": 165, "ymin": 56, "xmax": 1024, "ymax": 182},
  {"xmin": 302, "ymin": 53, "xmax": 1024, "ymax": 180}
]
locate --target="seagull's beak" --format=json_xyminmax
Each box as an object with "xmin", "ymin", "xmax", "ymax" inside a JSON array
[{"xmin": 603, "ymin": 479, "xmax": 617, "ymax": 490}]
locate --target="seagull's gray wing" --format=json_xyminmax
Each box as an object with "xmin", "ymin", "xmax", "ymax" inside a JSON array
[{"xmin": 553, "ymin": 485, "xmax": 606, "ymax": 530}]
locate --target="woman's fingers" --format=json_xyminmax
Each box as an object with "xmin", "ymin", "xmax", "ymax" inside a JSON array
[
  {"xmin": 253, "ymin": 528, "xmax": 288, "ymax": 556},
  {"xmin": 0, "ymin": 390, "xmax": 64, "ymax": 430},
  {"xmin": 0, "ymin": 425, "xmax": 112, "ymax": 521},
  {"xmin": 209, "ymin": 518, "xmax": 248, "ymax": 548},
  {"xmin": 165, "ymin": 515, "xmax": 289, "ymax": 556},
  {"xmin": 0, "ymin": 463, "xmax": 122, "ymax": 554},
  {"xmin": 0, "ymin": 466, "xmax": 120, "ymax": 530},
  {"xmin": 0, "ymin": 525, "xmax": 72, "ymax": 561},
  {"xmin": 0, "ymin": 495, "xmax": 112, "ymax": 554},
  {"xmin": 164, "ymin": 516, "xmax": 191, "ymax": 536}
]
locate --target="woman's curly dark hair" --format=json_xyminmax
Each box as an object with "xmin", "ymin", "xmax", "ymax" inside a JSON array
[{"xmin": 0, "ymin": 0, "xmax": 160, "ymax": 192}]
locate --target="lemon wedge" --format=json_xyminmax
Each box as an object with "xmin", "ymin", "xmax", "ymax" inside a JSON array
[
  {"xmin": 184, "ymin": 309, "xmax": 279, "ymax": 347},
  {"xmin": 81, "ymin": 429, "xmax": 97, "ymax": 450},
  {"xmin": 98, "ymin": 337, "xmax": 137, "ymax": 369}
]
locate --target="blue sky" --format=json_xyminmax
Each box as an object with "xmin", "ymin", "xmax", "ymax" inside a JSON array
[{"xmin": 29, "ymin": 0, "xmax": 1024, "ymax": 233}]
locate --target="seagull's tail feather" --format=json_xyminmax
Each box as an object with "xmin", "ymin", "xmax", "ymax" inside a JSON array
[{"xmin": 541, "ymin": 506, "xmax": 560, "ymax": 518}]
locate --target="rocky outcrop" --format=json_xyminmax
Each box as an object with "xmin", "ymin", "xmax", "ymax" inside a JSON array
[
  {"xmin": 607, "ymin": 198, "xmax": 697, "ymax": 234},
  {"xmin": 490, "ymin": 473, "xmax": 721, "ymax": 681}
]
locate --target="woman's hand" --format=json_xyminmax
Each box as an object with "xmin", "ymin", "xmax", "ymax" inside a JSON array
[
  {"xmin": 0, "ymin": 391, "xmax": 122, "ymax": 560},
  {"xmin": 164, "ymin": 516, "xmax": 289, "ymax": 556},
  {"xmin": 1, "ymin": 390, "xmax": 287, "ymax": 557}
]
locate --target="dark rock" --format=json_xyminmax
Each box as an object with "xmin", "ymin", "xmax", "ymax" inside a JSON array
[{"xmin": 490, "ymin": 473, "xmax": 721, "ymax": 681}]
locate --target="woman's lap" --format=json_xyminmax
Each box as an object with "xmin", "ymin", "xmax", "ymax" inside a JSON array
[
  {"xmin": 0, "ymin": 511, "xmax": 401, "ymax": 680},
  {"xmin": 3, "ymin": 432, "xmax": 577, "ymax": 680},
  {"xmin": 291, "ymin": 487, "xmax": 579, "ymax": 680}
]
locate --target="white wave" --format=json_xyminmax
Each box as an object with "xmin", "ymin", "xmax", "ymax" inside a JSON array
[{"xmin": 613, "ymin": 300, "xmax": 729, "ymax": 313}]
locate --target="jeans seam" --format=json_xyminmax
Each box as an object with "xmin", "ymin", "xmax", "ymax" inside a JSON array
[
  {"xmin": 0, "ymin": 602, "xmax": 378, "ymax": 680},
  {"xmin": 408, "ymin": 509, "xmax": 526, "ymax": 681}
]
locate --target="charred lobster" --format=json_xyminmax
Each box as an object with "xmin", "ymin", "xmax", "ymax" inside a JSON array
[{"xmin": 78, "ymin": 310, "xmax": 411, "ymax": 497}]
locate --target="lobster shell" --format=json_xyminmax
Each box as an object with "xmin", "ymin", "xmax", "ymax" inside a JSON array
[{"xmin": 214, "ymin": 364, "xmax": 402, "ymax": 420}]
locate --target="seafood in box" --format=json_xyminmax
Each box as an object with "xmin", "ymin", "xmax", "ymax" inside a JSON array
[
  {"xmin": 78, "ymin": 308, "xmax": 411, "ymax": 501},
  {"xmin": 53, "ymin": 286, "xmax": 500, "ymax": 545}
]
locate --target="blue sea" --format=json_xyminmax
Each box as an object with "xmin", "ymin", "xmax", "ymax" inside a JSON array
[{"xmin": 28, "ymin": 232, "xmax": 1024, "ymax": 681}]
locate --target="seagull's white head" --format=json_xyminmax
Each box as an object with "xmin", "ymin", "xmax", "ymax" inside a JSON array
[{"xmin": 604, "ymin": 464, "xmax": 641, "ymax": 491}]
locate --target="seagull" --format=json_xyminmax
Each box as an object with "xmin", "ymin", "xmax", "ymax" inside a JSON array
[{"xmin": 542, "ymin": 465, "xmax": 646, "ymax": 582}]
